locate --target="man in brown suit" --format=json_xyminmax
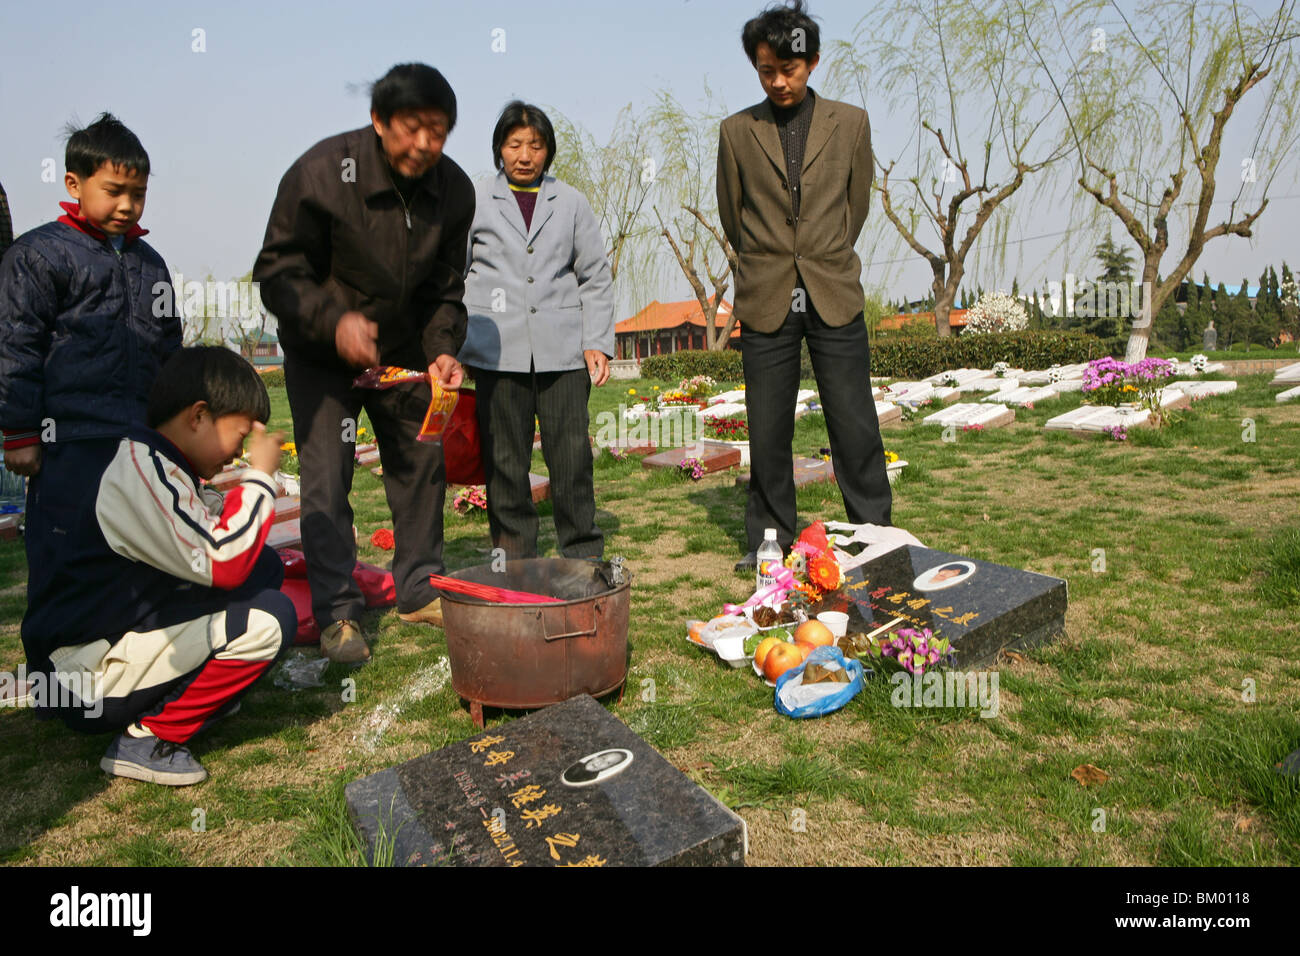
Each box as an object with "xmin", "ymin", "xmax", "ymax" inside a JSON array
[{"xmin": 718, "ymin": 0, "xmax": 892, "ymax": 570}]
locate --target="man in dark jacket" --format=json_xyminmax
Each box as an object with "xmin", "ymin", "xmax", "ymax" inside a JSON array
[{"xmin": 254, "ymin": 63, "xmax": 474, "ymax": 663}]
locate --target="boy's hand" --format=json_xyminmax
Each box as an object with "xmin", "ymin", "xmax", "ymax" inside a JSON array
[
  {"xmin": 247, "ymin": 423, "xmax": 284, "ymax": 476},
  {"xmin": 4, "ymin": 445, "xmax": 42, "ymax": 477},
  {"xmin": 336, "ymin": 311, "xmax": 380, "ymax": 368}
]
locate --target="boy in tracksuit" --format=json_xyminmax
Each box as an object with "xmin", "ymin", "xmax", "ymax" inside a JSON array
[{"xmin": 23, "ymin": 347, "xmax": 296, "ymax": 786}]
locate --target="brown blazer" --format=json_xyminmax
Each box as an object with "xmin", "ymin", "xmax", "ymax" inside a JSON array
[{"xmin": 717, "ymin": 92, "xmax": 872, "ymax": 332}]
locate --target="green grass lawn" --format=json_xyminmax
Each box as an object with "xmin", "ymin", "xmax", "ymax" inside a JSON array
[{"xmin": 1, "ymin": 373, "xmax": 1298, "ymax": 866}]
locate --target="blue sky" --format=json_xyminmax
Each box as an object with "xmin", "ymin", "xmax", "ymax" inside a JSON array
[{"xmin": 2, "ymin": 0, "xmax": 1295, "ymax": 315}]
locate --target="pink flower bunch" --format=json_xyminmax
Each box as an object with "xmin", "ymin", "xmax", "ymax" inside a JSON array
[
  {"xmin": 453, "ymin": 485, "xmax": 488, "ymax": 515},
  {"xmin": 1082, "ymin": 356, "xmax": 1174, "ymax": 392},
  {"xmin": 1081, "ymin": 356, "xmax": 1129, "ymax": 392},
  {"xmin": 678, "ymin": 456, "xmax": 705, "ymax": 480},
  {"xmin": 1105, "ymin": 425, "xmax": 1128, "ymax": 442},
  {"xmin": 961, "ymin": 423, "xmax": 984, "ymax": 433},
  {"xmin": 878, "ymin": 627, "xmax": 953, "ymax": 676}
]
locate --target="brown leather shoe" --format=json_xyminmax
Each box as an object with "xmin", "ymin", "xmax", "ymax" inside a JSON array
[
  {"xmin": 320, "ymin": 619, "xmax": 370, "ymax": 663},
  {"xmin": 398, "ymin": 598, "xmax": 443, "ymax": 627}
]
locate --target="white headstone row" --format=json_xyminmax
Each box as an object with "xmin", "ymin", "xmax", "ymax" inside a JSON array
[
  {"xmin": 1044, "ymin": 405, "xmax": 1150, "ymax": 433},
  {"xmin": 1276, "ymin": 384, "xmax": 1300, "ymax": 403},
  {"xmin": 922, "ymin": 403, "xmax": 1016, "ymax": 428},
  {"xmin": 1270, "ymin": 362, "xmax": 1300, "ymax": 386}
]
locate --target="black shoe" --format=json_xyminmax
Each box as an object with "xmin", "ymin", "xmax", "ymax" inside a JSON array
[{"xmin": 734, "ymin": 552, "xmax": 757, "ymax": 572}]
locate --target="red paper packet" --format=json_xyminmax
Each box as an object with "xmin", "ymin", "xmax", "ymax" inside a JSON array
[{"xmin": 417, "ymin": 379, "xmax": 459, "ymax": 443}]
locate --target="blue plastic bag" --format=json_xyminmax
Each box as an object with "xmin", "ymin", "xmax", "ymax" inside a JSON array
[{"xmin": 774, "ymin": 646, "xmax": 867, "ymax": 718}]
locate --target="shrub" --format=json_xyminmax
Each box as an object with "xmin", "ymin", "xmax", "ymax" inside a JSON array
[
  {"xmin": 259, "ymin": 367, "xmax": 285, "ymax": 387},
  {"xmin": 640, "ymin": 349, "xmax": 743, "ymax": 382},
  {"xmin": 866, "ymin": 330, "xmax": 1107, "ymax": 379}
]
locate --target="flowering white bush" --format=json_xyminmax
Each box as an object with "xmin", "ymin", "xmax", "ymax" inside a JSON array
[
  {"xmin": 1282, "ymin": 273, "xmax": 1299, "ymax": 309},
  {"xmin": 992, "ymin": 361, "xmax": 1011, "ymax": 378},
  {"xmin": 964, "ymin": 291, "xmax": 1030, "ymax": 334},
  {"xmin": 1190, "ymin": 353, "xmax": 1208, "ymax": 372}
]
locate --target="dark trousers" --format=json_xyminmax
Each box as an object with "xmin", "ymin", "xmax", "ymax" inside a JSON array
[
  {"xmin": 740, "ymin": 296, "xmax": 892, "ymax": 553},
  {"xmin": 471, "ymin": 365, "xmax": 602, "ymax": 560},
  {"xmin": 284, "ymin": 351, "xmax": 445, "ymax": 625}
]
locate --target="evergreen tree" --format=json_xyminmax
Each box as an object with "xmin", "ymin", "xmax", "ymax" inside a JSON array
[
  {"xmin": 1153, "ymin": 294, "xmax": 1183, "ymax": 349},
  {"xmin": 1256, "ymin": 266, "xmax": 1280, "ymax": 331},
  {"xmin": 1216, "ymin": 281, "xmax": 1240, "ymax": 347},
  {"xmin": 1239, "ymin": 278, "xmax": 1272, "ymax": 345},
  {"xmin": 1094, "ymin": 235, "xmax": 1136, "ymax": 284}
]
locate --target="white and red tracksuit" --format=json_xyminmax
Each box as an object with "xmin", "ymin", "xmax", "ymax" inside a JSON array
[{"xmin": 22, "ymin": 426, "xmax": 296, "ymax": 742}]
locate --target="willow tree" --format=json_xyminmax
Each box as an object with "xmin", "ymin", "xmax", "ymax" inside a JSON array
[
  {"xmin": 549, "ymin": 104, "xmax": 661, "ymax": 310},
  {"xmin": 1026, "ymin": 0, "xmax": 1300, "ymax": 362},
  {"xmin": 645, "ymin": 87, "xmax": 739, "ymax": 351},
  {"xmin": 829, "ymin": 0, "xmax": 1073, "ymax": 336}
]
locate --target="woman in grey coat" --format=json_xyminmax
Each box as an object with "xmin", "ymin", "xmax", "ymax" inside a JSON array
[{"xmin": 459, "ymin": 102, "xmax": 615, "ymax": 559}]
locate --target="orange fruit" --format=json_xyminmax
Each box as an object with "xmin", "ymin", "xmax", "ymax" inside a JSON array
[
  {"xmin": 763, "ymin": 642, "xmax": 804, "ymax": 682},
  {"xmin": 753, "ymin": 635, "xmax": 784, "ymax": 671},
  {"xmin": 688, "ymin": 620, "xmax": 706, "ymax": 644},
  {"xmin": 795, "ymin": 620, "xmax": 835, "ymax": 647},
  {"xmin": 794, "ymin": 641, "xmax": 815, "ymax": 661}
]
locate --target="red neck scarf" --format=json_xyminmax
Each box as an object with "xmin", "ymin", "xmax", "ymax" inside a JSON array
[{"xmin": 57, "ymin": 201, "xmax": 149, "ymax": 242}]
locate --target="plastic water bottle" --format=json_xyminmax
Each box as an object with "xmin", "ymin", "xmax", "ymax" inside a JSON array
[
  {"xmin": 0, "ymin": 460, "xmax": 24, "ymax": 515},
  {"xmin": 756, "ymin": 528, "xmax": 782, "ymax": 593}
]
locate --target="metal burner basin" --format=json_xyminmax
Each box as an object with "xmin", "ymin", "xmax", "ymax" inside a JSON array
[{"xmin": 439, "ymin": 558, "xmax": 632, "ymax": 727}]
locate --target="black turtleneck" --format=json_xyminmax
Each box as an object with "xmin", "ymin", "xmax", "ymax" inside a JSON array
[{"xmin": 771, "ymin": 89, "xmax": 816, "ymax": 219}]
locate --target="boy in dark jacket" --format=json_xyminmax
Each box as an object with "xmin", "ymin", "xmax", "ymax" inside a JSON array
[
  {"xmin": 0, "ymin": 112, "xmax": 181, "ymax": 472},
  {"xmin": 25, "ymin": 347, "xmax": 295, "ymax": 786},
  {"xmin": 0, "ymin": 113, "xmax": 182, "ymax": 667}
]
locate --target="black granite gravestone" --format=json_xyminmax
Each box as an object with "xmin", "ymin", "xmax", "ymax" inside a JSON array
[
  {"xmin": 834, "ymin": 545, "xmax": 1067, "ymax": 667},
  {"xmin": 345, "ymin": 694, "xmax": 746, "ymax": 867}
]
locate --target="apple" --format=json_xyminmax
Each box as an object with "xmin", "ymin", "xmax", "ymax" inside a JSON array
[
  {"xmin": 763, "ymin": 642, "xmax": 804, "ymax": 682},
  {"xmin": 794, "ymin": 620, "xmax": 835, "ymax": 647},
  {"xmin": 753, "ymin": 635, "xmax": 785, "ymax": 670}
]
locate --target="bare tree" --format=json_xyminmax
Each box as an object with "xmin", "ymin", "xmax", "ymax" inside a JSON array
[
  {"xmin": 549, "ymin": 104, "xmax": 661, "ymax": 311},
  {"xmin": 645, "ymin": 87, "xmax": 739, "ymax": 350},
  {"xmin": 829, "ymin": 0, "xmax": 1073, "ymax": 336},
  {"xmin": 1026, "ymin": 0, "xmax": 1300, "ymax": 362}
]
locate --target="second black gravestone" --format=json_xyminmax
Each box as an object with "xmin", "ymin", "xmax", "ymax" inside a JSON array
[
  {"xmin": 837, "ymin": 545, "xmax": 1067, "ymax": 667},
  {"xmin": 345, "ymin": 694, "xmax": 746, "ymax": 867}
]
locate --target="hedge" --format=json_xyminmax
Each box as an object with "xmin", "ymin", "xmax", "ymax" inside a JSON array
[
  {"xmin": 258, "ymin": 367, "xmax": 285, "ymax": 387},
  {"xmin": 640, "ymin": 349, "xmax": 744, "ymax": 382},
  {"xmin": 867, "ymin": 331, "xmax": 1111, "ymax": 379},
  {"xmin": 637, "ymin": 331, "xmax": 1113, "ymax": 383}
]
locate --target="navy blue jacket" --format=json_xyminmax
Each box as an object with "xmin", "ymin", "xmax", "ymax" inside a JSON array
[{"xmin": 0, "ymin": 207, "xmax": 181, "ymax": 449}]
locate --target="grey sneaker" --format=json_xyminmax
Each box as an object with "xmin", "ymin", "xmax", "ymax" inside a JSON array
[{"xmin": 101, "ymin": 733, "xmax": 208, "ymax": 786}]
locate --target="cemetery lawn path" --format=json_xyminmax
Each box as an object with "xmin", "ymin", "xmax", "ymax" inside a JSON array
[{"xmin": 1, "ymin": 373, "xmax": 1298, "ymax": 866}]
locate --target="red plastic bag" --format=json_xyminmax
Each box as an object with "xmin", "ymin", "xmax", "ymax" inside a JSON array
[
  {"xmin": 277, "ymin": 552, "xmax": 397, "ymax": 644},
  {"xmin": 443, "ymin": 387, "xmax": 485, "ymax": 486}
]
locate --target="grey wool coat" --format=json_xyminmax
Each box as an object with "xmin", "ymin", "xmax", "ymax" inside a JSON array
[{"xmin": 458, "ymin": 170, "xmax": 615, "ymax": 373}]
